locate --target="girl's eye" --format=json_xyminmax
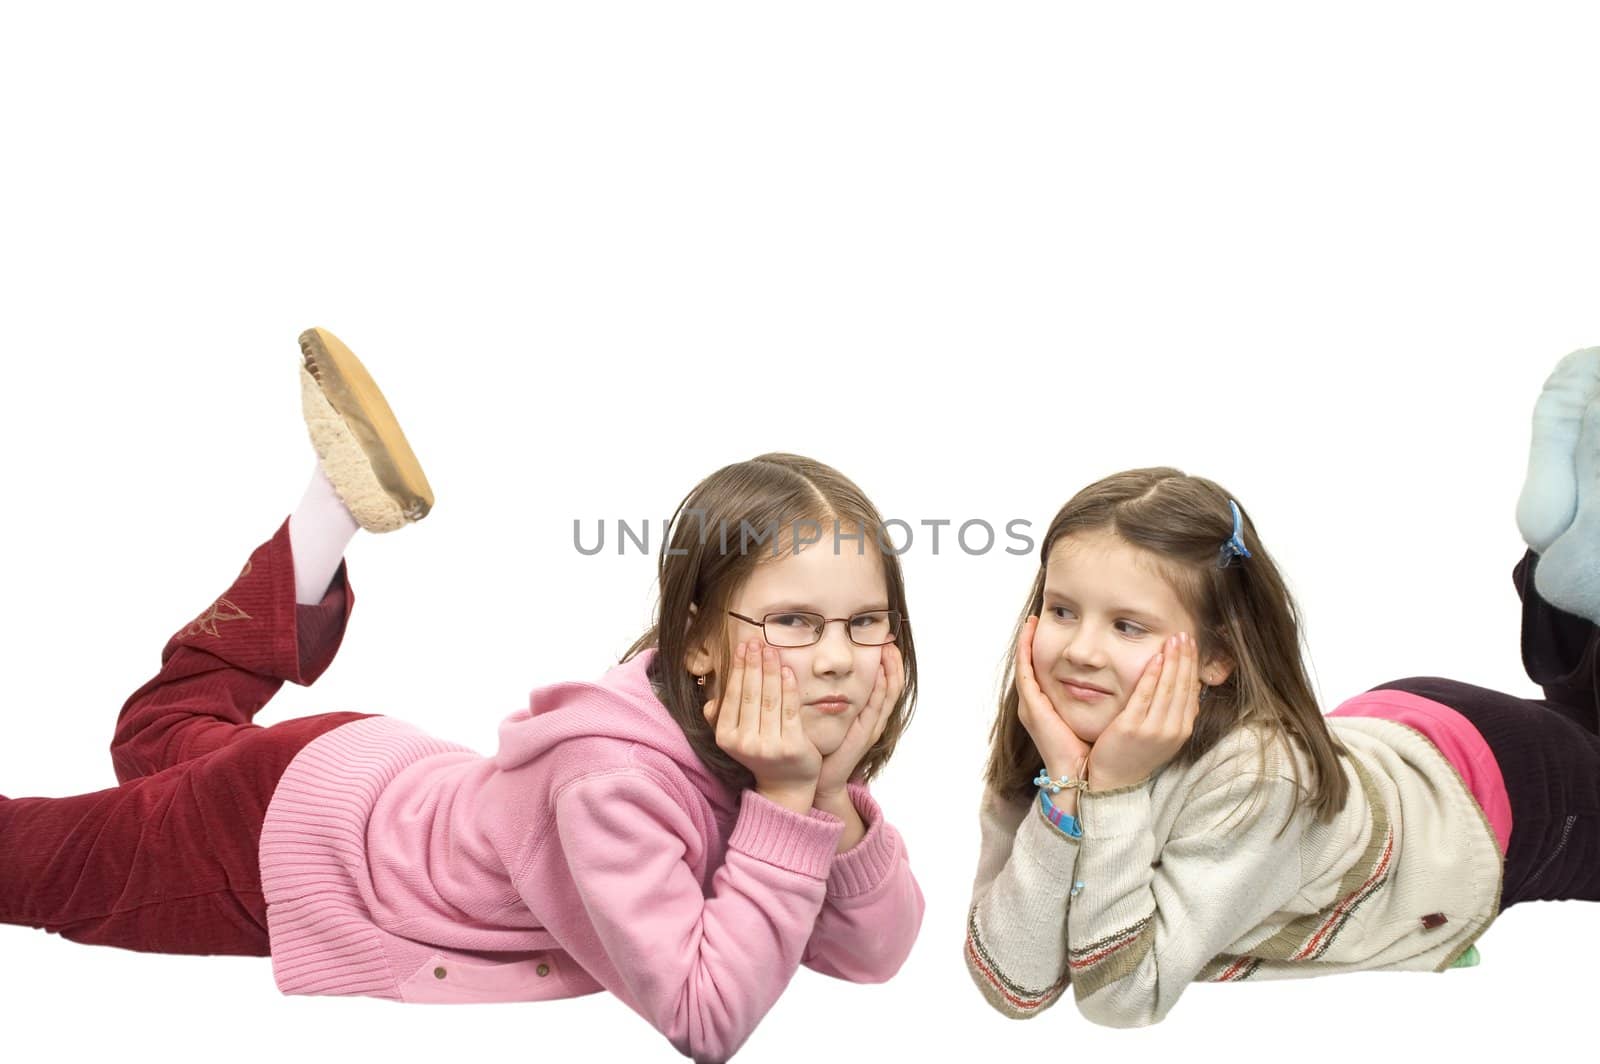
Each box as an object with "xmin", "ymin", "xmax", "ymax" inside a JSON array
[
  {"xmin": 1116, "ymin": 621, "xmax": 1148, "ymax": 636},
  {"xmin": 770, "ymin": 613, "xmax": 816, "ymax": 628},
  {"xmin": 1049, "ymin": 606, "xmax": 1074, "ymax": 621}
]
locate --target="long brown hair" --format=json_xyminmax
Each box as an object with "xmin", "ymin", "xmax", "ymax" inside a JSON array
[
  {"xmin": 983, "ymin": 467, "xmax": 1348, "ymax": 824},
  {"xmin": 623, "ymin": 453, "xmax": 918, "ymax": 792}
]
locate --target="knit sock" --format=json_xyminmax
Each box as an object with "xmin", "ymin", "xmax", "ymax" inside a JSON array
[
  {"xmin": 1517, "ymin": 347, "xmax": 1600, "ymax": 553},
  {"xmin": 1535, "ymin": 402, "xmax": 1600, "ymax": 625},
  {"xmin": 288, "ymin": 462, "xmax": 359, "ymax": 605}
]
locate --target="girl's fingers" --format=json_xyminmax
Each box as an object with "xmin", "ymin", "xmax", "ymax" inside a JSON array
[
  {"xmin": 781, "ymin": 664, "xmax": 800, "ymax": 738},
  {"xmin": 759, "ymin": 645, "xmax": 783, "ymax": 743},
  {"xmin": 1017, "ymin": 617, "xmax": 1036, "ymax": 682},
  {"xmin": 869, "ymin": 663, "xmax": 892, "ymax": 744},
  {"xmin": 718, "ymin": 641, "xmax": 747, "ymax": 740},
  {"xmin": 834, "ymin": 663, "xmax": 883, "ymax": 762},
  {"xmin": 1016, "ymin": 617, "xmax": 1045, "ymax": 700},
  {"xmin": 859, "ymin": 661, "xmax": 888, "ymax": 741},
  {"xmin": 866, "ymin": 654, "xmax": 888, "ymax": 711},
  {"xmin": 1160, "ymin": 635, "xmax": 1198, "ymax": 737},
  {"xmin": 738, "ymin": 638, "xmax": 764, "ymax": 743},
  {"xmin": 883, "ymin": 641, "xmax": 904, "ymax": 699},
  {"xmin": 1014, "ymin": 621, "xmax": 1040, "ymax": 726},
  {"xmin": 1122, "ymin": 650, "xmax": 1164, "ymax": 727},
  {"xmin": 1180, "ymin": 637, "xmax": 1202, "ymax": 733},
  {"xmin": 1149, "ymin": 636, "xmax": 1180, "ymax": 730},
  {"xmin": 880, "ymin": 644, "xmax": 903, "ymax": 734}
]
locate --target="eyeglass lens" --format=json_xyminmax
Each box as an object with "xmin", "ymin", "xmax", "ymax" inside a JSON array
[{"xmin": 763, "ymin": 611, "xmax": 898, "ymax": 647}]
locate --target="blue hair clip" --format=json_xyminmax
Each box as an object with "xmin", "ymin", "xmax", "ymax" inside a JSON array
[{"xmin": 1218, "ymin": 499, "xmax": 1252, "ymax": 569}]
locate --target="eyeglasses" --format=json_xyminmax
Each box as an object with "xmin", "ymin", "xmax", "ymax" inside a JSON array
[{"xmin": 727, "ymin": 609, "xmax": 904, "ymax": 648}]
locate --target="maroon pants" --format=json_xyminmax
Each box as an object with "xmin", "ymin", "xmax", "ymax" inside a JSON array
[{"xmin": 0, "ymin": 517, "xmax": 374, "ymax": 955}]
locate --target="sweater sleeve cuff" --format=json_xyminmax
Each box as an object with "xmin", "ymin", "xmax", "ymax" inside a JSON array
[
  {"xmin": 1078, "ymin": 782, "xmax": 1152, "ymax": 839},
  {"xmin": 1014, "ymin": 799, "xmax": 1081, "ymax": 880},
  {"xmin": 728, "ymin": 789, "xmax": 844, "ymax": 880},
  {"xmin": 824, "ymin": 782, "xmax": 901, "ymax": 898}
]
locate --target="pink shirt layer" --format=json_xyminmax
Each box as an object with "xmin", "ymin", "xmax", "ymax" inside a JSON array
[
  {"xmin": 257, "ymin": 648, "xmax": 924, "ymax": 1063},
  {"xmin": 1328, "ymin": 688, "xmax": 1512, "ymax": 855}
]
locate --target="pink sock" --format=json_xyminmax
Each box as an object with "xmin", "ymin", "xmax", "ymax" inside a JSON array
[{"xmin": 288, "ymin": 462, "xmax": 359, "ymax": 605}]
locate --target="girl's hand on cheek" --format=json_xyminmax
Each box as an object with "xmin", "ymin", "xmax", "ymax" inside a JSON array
[
  {"xmin": 1086, "ymin": 632, "xmax": 1200, "ymax": 791},
  {"xmin": 704, "ymin": 638, "xmax": 822, "ymax": 814},
  {"xmin": 815, "ymin": 642, "xmax": 902, "ymax": 801},
  {"xmin": 1015, "ymin": 616, "xmax": 1092, "ymax": 778}
]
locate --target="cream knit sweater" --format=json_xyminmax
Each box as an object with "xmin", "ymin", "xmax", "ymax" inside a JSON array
[{"xmin": 964, "ymin": 717, "xmax": 1502, "ymax": 1027}]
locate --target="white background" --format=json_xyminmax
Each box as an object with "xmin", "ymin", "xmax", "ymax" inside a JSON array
[{"xmin": 1, "ymin": 2, "xmax": 1596, "ymax": 1061}]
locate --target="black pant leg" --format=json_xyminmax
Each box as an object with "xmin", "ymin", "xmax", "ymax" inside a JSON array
[{"xmin": 1514, "ymin": 550, "xmax": 1600, "ymax": 735}]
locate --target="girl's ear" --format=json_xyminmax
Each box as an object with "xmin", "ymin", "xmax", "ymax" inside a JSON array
[
  {"xmin": 683, "ymin": 602, "xmax": 715, "ymax": 679},
  {"xmin": 1200, "ymin": 656, "xmax": 1234, "ymax": 688}
]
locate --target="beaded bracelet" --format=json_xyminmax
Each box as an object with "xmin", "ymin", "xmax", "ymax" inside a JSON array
[{"xmin": 1032, "ymin": 765, "xmax": 1090, "ymax": 795}]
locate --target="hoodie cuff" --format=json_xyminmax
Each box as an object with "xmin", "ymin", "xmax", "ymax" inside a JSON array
[
  {"xmin": 729, "ymin": 789, "xmax": 844, "ymax": 881},
  {"xmin": 825, "ymin": 782, "xmax": 902, "ymax": 899}
]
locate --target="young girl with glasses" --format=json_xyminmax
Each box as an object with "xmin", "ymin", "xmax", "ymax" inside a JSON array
[
  {"xmin": 965, "ymin": 349, "xmax": 1600, "ymax": 1027},
  {"xmin": 0, "ymin": 328, "xmax": 923, "ymax": 1064}
]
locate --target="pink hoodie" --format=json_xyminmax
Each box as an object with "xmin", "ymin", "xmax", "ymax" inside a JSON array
[{"xmin": 257, "ymin": 647, "xmax": 923, "ymax": 1062}]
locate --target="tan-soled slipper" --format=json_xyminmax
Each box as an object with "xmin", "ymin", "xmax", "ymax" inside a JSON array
[{"xmin": 298, "ymin": 326, "xmax": 433, "ymax": 533}]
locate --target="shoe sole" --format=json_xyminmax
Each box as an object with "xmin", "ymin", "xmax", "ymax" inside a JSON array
[{"xmin": 298, "ymin": 327, "xmax": 433, "ymax": 532}]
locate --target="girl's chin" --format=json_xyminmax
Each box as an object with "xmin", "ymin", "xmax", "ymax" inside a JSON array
[
  {"xmin": 802, "ymin": 714, "xmax": 856, "ymax": 754},
  {"xmin": 1063, "ymin": 716, "xmax": 1113, "ymax": 747}
]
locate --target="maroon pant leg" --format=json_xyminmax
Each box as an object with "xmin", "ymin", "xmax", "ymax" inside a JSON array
[{"xmin": 0, "ymin": 516, "xmax": 375, "ymax": 955}]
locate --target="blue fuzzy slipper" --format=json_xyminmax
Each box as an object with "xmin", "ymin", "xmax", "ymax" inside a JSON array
[
  {"xmin": 1517, "ymin": 347, "xmax": 1600, "ymax": 553},
  {"xmin": 1535, "ymin": 401, "xmax": 1600, "ymax": 624}
]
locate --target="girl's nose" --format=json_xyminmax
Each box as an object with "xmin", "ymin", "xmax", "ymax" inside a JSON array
[
  {"xmin": 811, "ymin": 620, "xmax": 855, "ymax": 672},
  {"xmin": 1064, "ymin": 625, "xmax": 1106, "ymax": 668}
]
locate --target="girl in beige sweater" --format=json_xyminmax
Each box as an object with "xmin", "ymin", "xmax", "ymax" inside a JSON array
[{"xmin": 965, "ymin": 352, "xmax": 1600, "ymax": 1026}]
